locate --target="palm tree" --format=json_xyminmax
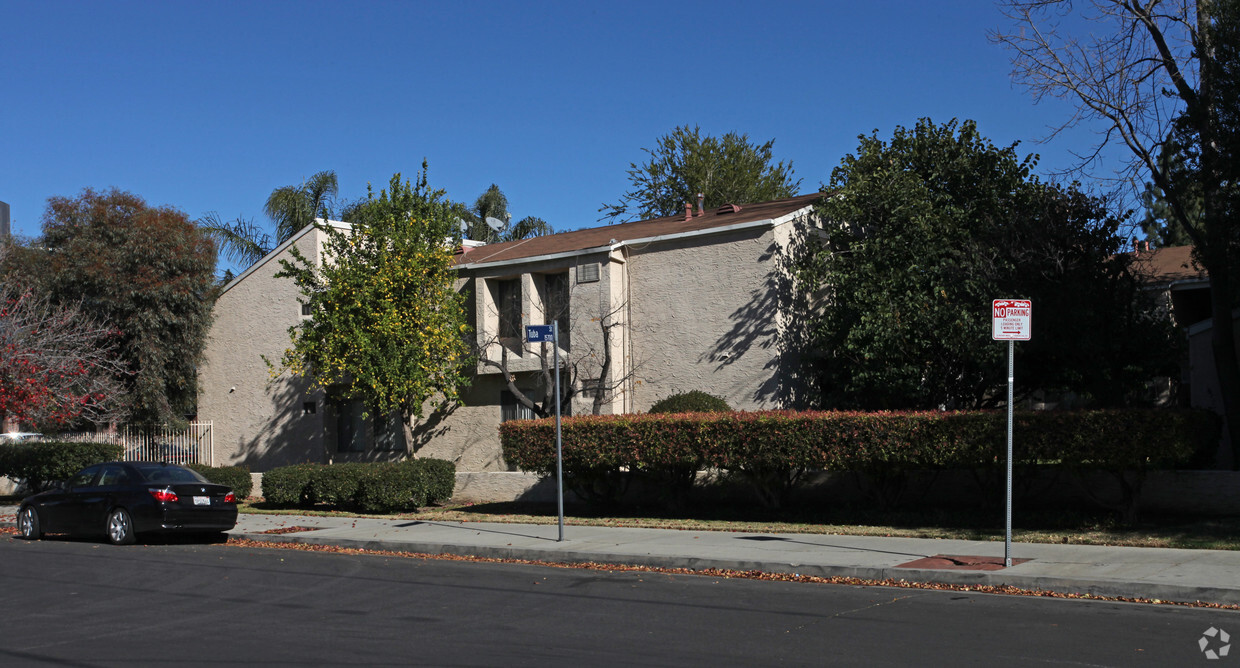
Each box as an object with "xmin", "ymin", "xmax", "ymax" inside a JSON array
[
  {"xmin": 507, "ymin": 215, "xmax": 553, "ymax": 240},
  {"xmin": 264, "ymin": 170, "xmax": 339, "ymax": 242},
  {"xmin": 200, "ymin": 170, "xmax": 339, "ymax": 269},
  {"xmin": 462, "ymin": 184, "xmax": 553, "ymax": 243},
  {"xmin": 196, "ymin": 213, "xmax": 273, "ymax": 269}
]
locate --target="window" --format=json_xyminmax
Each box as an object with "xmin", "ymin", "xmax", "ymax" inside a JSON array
[
  {"xmin": 337, "ymin": 400, "xmax": 366, "ymax": 453},
  {"xmin": 576, "ymin": 262, "xmax": 599, "ymax": 283},
  {"xmin": 99, "ymin": 465, "xmax": 131, "ymax": 486},
  {"xmin": 498, "ymin": 278, "xmax": 522, "ymax": 339},
  {"xmin": 303, "ymin": 401, "xmax": 317, "ymax": 415},
  {"xmin": 545, "ymin": 272, "xmax": 570, "ymax": 348},
  {"xmin": 301, "ymin": 302, "xmax": 312, "ymax": 317},
  {"xmin": 374, "ymin": 410, "xmax": 406, "ymax": 451},
  {"xmin": 501, "ymin": 390, "xmax": 537, "ymax": 422},
  {"xmin": 580, "ymin": 377, "xmax": 603, "ymax": 400},
  {"xmin": 69, "ymin": 466, "xmax": 101, "ymax": 488},
  {"xmin": 331, "ymin": 396, "xmax": 403, "ymax": 453}
]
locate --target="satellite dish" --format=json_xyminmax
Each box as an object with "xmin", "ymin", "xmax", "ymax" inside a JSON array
[
  {"xmin": 485, "ymin": 216, "xmax": 506, "ymax": 232},
  {"xmin": 455, "ymin": 218, "xmax": 468, "ymax": 234}
]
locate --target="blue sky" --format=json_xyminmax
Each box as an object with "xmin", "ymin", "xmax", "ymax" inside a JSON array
[{"xmin": 3, "ymin": 1, "xmax": 1128, "ymax": 272}]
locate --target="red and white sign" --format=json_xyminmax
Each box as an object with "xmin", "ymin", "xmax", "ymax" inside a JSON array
[{"xmin": 992, "ymin": 299, "xmax": 1032, "ymax": 341}]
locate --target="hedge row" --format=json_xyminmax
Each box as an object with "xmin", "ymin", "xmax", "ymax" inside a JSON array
[
  {"xmin": 260, "ymin": 459, "xmax": 456, "ymax": 513},
  {"xmin": 186, "ymin": 463, "xmax": 253, "ymax": 499},
  {"xmin": 0, "ymin": 441, "xmax": 125, "ymax": 494},
  {"xmin": 500, "ymin": 409, "xmax": 1220, "ymax": 508}
]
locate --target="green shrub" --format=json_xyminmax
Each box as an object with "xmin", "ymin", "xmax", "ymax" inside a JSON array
[
  {"xmin": 0, "ymin": 441, "xmax": 125, "ymax": 494},
  {"xmin": 260, "ymin": 460, "xmax": 454, "ymax": 512},
  {"xmin": 355, "ymin": 463, "xmax": 427, "ymax": 513},
  {"xmin": 260, "ymin": 463, "xmax": 320, "ymax": 507},
  {"xmin": 648, "ymin": 391, "xmax": 732, "ymax": 414},
  {"xmin": 353, "ymin": 459, "xmax": 457, "ymax": 513},
  {"xmin": 405, "ymin": 458, "xmax": 456, "ymax": 504},
  {"xmin": 500, "ymin": 409, "xmax": 1219, "ymax": 512},
  {"xmin": 307, "ymin": 462, "xmax": 369, "ymax": 508},
  {"xmin": 186, "ymin": 463, "xmax": 253, "ymax": 498}
]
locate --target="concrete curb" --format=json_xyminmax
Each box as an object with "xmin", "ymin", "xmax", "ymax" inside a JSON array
[{"xmin": 228, "ymin": 530, "xmax": 1240, "ymax": 606}]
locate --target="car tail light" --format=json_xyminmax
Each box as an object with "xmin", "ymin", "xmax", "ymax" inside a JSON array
[
  {"xmin": 224, "ymin": 492, "xmax": 236, "ymax": 503},
  {"xmin": 149, "ymin": 488, "xmax": 178, "ymax": 503}
]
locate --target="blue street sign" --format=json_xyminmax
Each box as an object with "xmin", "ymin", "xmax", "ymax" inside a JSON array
[{"xmin": 525, "ymin": 324, "xmax": 555, "ymax": 343}]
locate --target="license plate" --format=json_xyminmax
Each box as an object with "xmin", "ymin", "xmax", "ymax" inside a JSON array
[{"xmin": 193, "ymin": 496, "xmax": 210, "ymax": 506}]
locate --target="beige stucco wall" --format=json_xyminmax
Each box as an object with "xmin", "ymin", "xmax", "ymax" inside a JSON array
[
  {"xmin": 626, "ymin": 225, "xmax": 791, "ymax": 411},
  {"xmin": 198, "ymin": 212, "xmax": 811, "ymax": 480},
  {"xmin": 198, "ymin": 229, "xmax": 327, "ymax": 471},
  {"xmin": 410, "ymin": 375, "xmax": 520, "ymax": 472}
]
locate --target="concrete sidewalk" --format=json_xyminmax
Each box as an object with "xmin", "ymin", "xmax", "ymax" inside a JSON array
[
  {"xmin": 223, "ymin": 511, "xmax": 1240, "ymax": 606},
  {"xmin": 6, "ymin": 505, "xmax": 1238, "ymax": 605}
]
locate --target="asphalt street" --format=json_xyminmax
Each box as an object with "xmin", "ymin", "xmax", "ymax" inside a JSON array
[{"xmin": 0, "ymin": 536, "xmax": 1235, "ymax": 667}]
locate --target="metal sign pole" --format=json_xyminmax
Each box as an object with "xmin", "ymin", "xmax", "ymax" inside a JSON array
[
  {"xmin": 1005, "ymin": 339, "xmax": 1014, "ymax": 568},
  {"xmin": 992, "ymin": 299, "xmax": 1029, "ymax": 569},
  {"xmin": 553, "ymin": 321, "xmax": 564, "ymax": 542}
]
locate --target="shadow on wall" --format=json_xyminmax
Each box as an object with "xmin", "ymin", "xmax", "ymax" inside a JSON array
[
  {"xmin": 703, "ymin": 223, "xmax": 820, "ymax": 409},
  {"xmin": 235, "ymin": 375, "xmax": 326, "ymax": 471}
]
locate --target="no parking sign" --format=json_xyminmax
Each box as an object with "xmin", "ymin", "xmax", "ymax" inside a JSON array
[{"xmin": 992, "ymin": 299, "xmax": 1032, "ymax": 341}]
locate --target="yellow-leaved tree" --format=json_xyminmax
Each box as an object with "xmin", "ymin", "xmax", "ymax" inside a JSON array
[{"xmin": 272, "ymin": 163, "xmax": 472, "ymax": 449}]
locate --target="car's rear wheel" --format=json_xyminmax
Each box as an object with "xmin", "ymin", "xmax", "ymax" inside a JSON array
[
  {"xmin": 17, "ymin": 506, "xmax": 41, "ymax": 540},
  {"xmin": 106, "ymin": 508, "xmax": 136, "ymax": 545}
]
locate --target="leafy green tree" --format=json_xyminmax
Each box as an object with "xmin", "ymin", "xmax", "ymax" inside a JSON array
[
  {"xmin": 272, "ymin": 164, "xmax": 472, "ymax": 445},
  {"xmin": 802, "ymin": 119, "xmax": 1178, "ymax": 410},
  {"xmin": 201, "ymin": 170, "xmax": 339, "ymax": 269},
  {"xmin": 38, "ymin": 188, "xmax": 218, "ymax": 426},
  {"xmin": 600, "ymin": 125, "xmax": 801, "ymax": 223}
]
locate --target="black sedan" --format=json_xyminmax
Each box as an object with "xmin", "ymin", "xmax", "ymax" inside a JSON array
[{"xmin": 17, "ymin": 462, "xmax": 238, "ymax": 545}]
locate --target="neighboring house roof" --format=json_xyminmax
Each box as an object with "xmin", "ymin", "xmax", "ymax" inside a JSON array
[
  {"xmin": 1130, "ymin": 245, "xmax": 1207, "ymax": 287},
  {"xmin": 454, "ymin": 193, "xmax": 823, "ymax": 270}
]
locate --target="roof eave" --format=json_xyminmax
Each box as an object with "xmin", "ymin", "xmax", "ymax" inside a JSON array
[{"xmin": 455, "ymin": 204, "xmax": 815, "ymax": 272}]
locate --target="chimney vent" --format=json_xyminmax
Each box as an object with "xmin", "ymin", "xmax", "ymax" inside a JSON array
[
  {"xmin": 696, "ymin": 193, "xmax": 704, "ymax": 216},
  {"xmin": 684, "ymin": 202, "xmax": 692, "ymax": 222}
]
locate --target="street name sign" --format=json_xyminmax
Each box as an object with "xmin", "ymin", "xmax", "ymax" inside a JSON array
[
  {"xmin": 992, "ymin": 299, "xmax": 1032, "ymax": 341},
  {"xmin": 525, "ymin": 324, "xmax": 555, "ymax": 343}
]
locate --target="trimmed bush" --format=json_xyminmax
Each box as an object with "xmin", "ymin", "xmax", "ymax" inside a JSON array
[
  {"xmin": 0, "ymin": 441, "xmax": 124, "ymax": 494},
  {"xmin": 648, "ymin": 391, "xmax": 732, "ymax": 414},
  {"xmin": 355, "ymin": 463, "xmax": 427, "ymax": 513},
  {"xmin": 500, "ymin": 409, "xmax": 1220, "ymax": 513},
  {"xmin": 260, "ymin": 463, "xmax": 320, "ymax": 507},
  {"xmin": 187, "ymin": 463, "xmax": 253, "ymax": 499},
  {"xmin": 645, "ymin": 392, "xmax": 732, "ymax": 507},
  {"xmin": 306, "ymin": 462, "xmax": 370, "ymax": 507},
  {"xmin": 260, "ymin": 459, "xmax": 455, "ymax": 512},
  {"xmin": 405, "ymin": 458, "xmax": 456, "ymax": 505}
]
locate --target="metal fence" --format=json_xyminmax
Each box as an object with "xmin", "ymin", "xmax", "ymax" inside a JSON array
[{"xmin": 54, "ymin": 422, "xmax": 215, "ymax": 466}]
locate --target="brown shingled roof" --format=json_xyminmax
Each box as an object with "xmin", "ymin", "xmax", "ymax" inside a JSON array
[
  {"xmin": 454, "ymin": 193, "xmax": 822, "ymax": 267},
  {"xmin": 1130, "ymin": 245, "xmax": 1206, "ymax": 285}
]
